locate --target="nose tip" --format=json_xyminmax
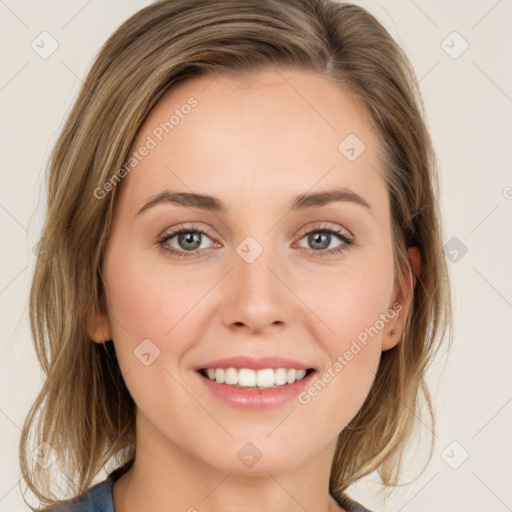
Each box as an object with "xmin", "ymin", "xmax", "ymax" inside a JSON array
[{"xmin": 221, "ymin": 252, "xmax": 291, "ymax": 334}]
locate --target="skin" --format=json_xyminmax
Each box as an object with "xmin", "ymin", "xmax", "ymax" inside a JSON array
[{"xmin": 89, "ymin": 67, "xmax": 420, "ymax": 512}]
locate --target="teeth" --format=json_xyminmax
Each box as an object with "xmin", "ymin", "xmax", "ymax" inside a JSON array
[
  {"xmin": 225, "ymin": 367, "xmax": 238, "ymax": 385},
  {"xmin": 275, "ymin": 368, "xmax": 287, "ymax": 385},
  {"xmin": 286, "ymin": 368, "xmax": 296, "ymax": 384},
  {"xmin": 203, "ymin": 367, "xmax": 309, "ymax": 388}
]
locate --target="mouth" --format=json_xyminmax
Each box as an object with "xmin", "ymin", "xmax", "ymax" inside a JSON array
[{"xmin": 197, "ymin": 367, "xmax": 316, "ymax": 390}]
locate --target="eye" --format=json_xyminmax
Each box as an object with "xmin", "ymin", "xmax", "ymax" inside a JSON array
[
  {"xmin": 157, "ymin": 223, "xmax": 355, "ymax": 259},
  {"xmin": 157, "ymin": 225, "xmax": 218, "ymax": 257},
  {"xmin": 295, "ymin": 224, "xmax": 354, "ymax": 258}
]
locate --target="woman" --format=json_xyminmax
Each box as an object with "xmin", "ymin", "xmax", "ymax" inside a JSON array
[{"xmin": 20, "ymin": 1, "xmax": 453, "ymax": 511}]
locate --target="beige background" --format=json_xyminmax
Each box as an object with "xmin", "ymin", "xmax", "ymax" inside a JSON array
[{"xmin": 1, "ymin": 1, "xmax": 511, "ymax": 510}]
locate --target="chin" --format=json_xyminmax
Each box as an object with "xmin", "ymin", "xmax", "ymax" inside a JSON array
[{"xmin": 196, "ymin": 435, "xmax": 314, "ymax": 476}]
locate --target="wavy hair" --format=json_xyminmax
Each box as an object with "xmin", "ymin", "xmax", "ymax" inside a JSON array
[{"xmin": 20, "ymin": 0, "xmax": 453, "ymax": 509}]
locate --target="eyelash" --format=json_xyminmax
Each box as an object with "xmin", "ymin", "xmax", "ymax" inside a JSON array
[{"xmin": 156, "ymin": 224, "xmax": 355, "ymax": 259}]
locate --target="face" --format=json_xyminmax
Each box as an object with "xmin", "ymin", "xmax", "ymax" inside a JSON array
[{"xmin": 90, "ymin": 67, "xmax": 414, "ymax": 476}]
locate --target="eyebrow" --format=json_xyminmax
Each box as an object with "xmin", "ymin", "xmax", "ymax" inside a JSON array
[{"xmin": 135, "ymin": 187, "xmax": 372, "ymax": 216}]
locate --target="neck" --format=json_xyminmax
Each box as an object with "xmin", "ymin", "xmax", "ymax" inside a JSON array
[{"xmin": 111, "ymin": 412, "xmax": 346, "ymax": 512}]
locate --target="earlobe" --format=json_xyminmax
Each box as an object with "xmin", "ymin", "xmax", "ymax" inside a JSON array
[
  {"xmin": 86, "ymin": 303, "xmax": 112, "ymax": 344},
  {"xmin": 382, "ymin": 246, "xmax": 422, "ymax": 351}
]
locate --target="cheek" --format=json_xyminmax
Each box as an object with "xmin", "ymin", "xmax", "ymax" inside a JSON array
[
  {"xmin": 102, "ymin": 243, "xmax": 209, "ymax": 385},
  {"xmin": 102, "ymin": 250, "xmax": 210, "ymax": 424},
  {"xmin": 303, "ymin": 251, "xmax": 395, "ymax": 352},
  {"xmin": 104, "ymin": 246, "xmax": 204, "ymax": 341},
  {"xmin": 295, "ymin": 254, "xmax": 395, "ymax": 424}
]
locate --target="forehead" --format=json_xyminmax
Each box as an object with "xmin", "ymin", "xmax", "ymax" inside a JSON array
[{"xmin": 116, "ymin": 67, "xmax": 385, "ymax": 214}]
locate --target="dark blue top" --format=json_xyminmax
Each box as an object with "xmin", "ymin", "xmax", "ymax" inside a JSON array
[
  {"xmin": 41, "ymin": 466, "xmax": 374, "ymax": 512},
  {"xmin": 42, "ymin": 474, "xmax": 115, "ymax": 512}
]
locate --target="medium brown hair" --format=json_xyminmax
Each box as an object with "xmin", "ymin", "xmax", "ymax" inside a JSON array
[{"xmin": 20, "ymin": 0, "xmax": 453, "ymax": 509}]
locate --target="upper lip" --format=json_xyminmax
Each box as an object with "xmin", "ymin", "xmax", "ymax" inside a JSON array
[{"xmin": 195, "ymin": 355, "xmax": 314, "ymax": 371}]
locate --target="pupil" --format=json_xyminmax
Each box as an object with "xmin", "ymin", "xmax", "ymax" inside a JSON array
[
  {"xmin": 310, "ymin": 232, "xmax": 329, "ymax": 250},
  {"xmin": 179, "ymin": 232, "xmax": 201, "ymax": 250}
]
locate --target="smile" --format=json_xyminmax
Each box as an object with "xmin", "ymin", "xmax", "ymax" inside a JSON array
[
  {"xmin": 196, "ymin": 367, "xmax": 317, "ymax": 410},
  {"xmin": 199, "ymin": 367, "xmax": 313, "ymax": 389}
]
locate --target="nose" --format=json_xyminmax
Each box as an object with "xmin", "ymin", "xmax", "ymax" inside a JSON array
[{"xmin": 220, "ymin": 242, "xmax": 294, "ymax": 335}]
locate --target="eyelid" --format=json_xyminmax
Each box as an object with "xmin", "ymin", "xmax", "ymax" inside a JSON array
[
  {"xmin": 157, "ymin": 223, "xmax": 220, "ymax": 247},
  {"xmin": 294, "ymin": 221, "xmax": 354, "ymax": 240}
]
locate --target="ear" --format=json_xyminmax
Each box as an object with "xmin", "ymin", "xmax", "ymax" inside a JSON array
[
  {"xmin": 382, "ymin": 246, "xmax": 421, "ymax": 351},
  {"xmin": 86, "ymin": 295, "xmax": 113, "ymax": 344}
]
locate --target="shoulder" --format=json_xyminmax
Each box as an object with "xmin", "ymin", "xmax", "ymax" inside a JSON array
[
  {"xmin": 41, "ymin": 477, "xmax": 114, "ymax": 512},
  {"xmin": 38, "ymin": 462, "xmax": 131, "ymax": 512}
]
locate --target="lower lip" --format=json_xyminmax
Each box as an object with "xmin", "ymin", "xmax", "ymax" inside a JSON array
[{"xmin": 197, "ymin": 370, "xmax": 315, "ymax": 410}]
